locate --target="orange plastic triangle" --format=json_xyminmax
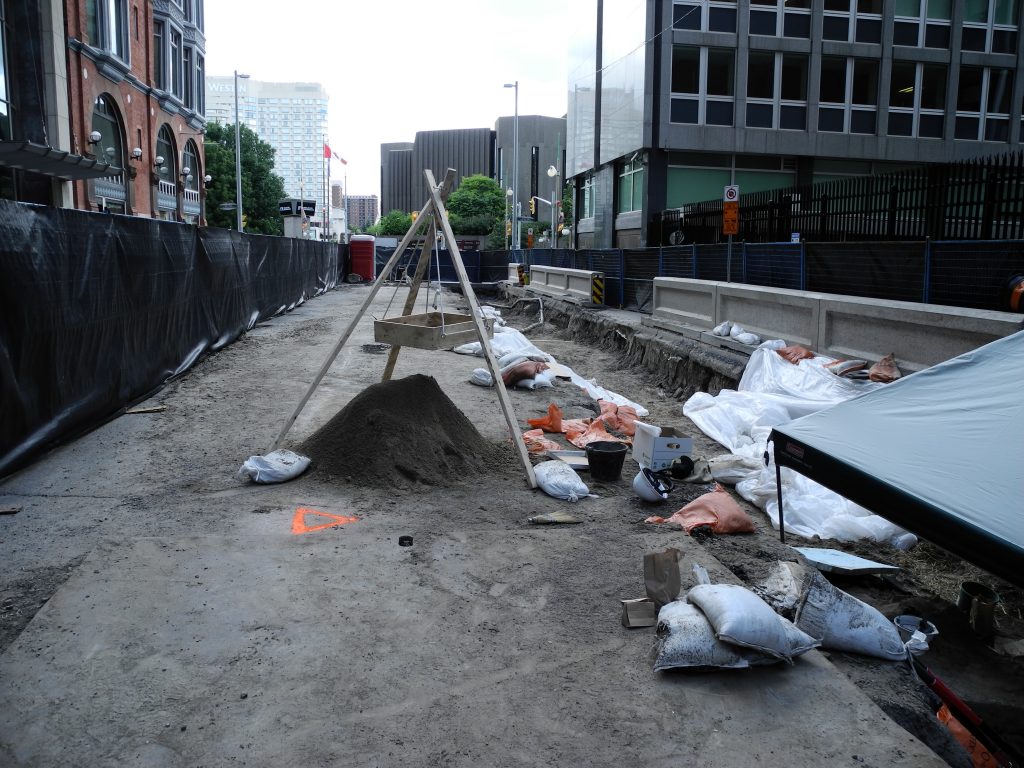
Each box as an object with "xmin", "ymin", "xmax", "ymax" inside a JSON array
[{"xmin": 292, "ymin": 507, "xmax": 359, "ymax": 534}]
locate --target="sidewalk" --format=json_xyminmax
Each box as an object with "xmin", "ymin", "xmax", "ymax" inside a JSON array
[{"xmin": 0, "ymin": 285, "xmax": 945, "ymax": 767}]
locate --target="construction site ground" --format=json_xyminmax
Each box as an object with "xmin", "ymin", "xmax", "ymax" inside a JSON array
[{"xmin": 1, "ymin": 283, "xmax": 1021, "ymax": 767}]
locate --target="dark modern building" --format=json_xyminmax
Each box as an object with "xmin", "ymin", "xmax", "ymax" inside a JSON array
[
  {"xmin": 380, "ymin": 117, "xmax": 567, "ymax": 233},
  {"xmin": 568, "ymin": 0, "xmax": 1024, "ymax": 249}
]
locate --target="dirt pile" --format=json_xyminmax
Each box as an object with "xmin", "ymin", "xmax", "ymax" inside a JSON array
[{"xmin": 300, "ymin": 374, "xmax": 499, "ymax": 487}]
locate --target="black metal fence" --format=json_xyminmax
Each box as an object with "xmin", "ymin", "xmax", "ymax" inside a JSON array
[
  {"xmin": 506, "ymin": 240, "xmax": 1024, "ymax": 314},
  {"xmin": 657, "ymin": 150, "xmax": 1024, "ymax": 245}
]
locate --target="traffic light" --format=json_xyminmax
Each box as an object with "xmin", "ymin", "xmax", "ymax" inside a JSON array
[
  {"xmin": 242, "ymin": 213, "xmax": 248, "ymax": 229},
  {"xmin": 529, "ymin": 197, "xmax": 536, "ymax": 216}
]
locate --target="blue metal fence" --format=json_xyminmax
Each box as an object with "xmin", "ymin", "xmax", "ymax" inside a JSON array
[{"xmin": 499, "ymin": 240, "xmax": 1024, "ymax": 314}]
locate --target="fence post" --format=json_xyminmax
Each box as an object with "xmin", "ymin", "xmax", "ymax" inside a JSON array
[
  {"xmin": 658, "ymin": 246, "xmax": 664, "ymax": 277},
  {"xmin": 619, "ymin": 249, "xmax": 626, "ymax": 308},
  {"xmin": 799, "ymin": 240, "xmax": 807, "ymax": 291},
  {"xmin": 692, "ymin": 244, "xmax": 698, "ymax": 279},
  {"xmin": 923, "ymin": 238, "xmax": 932, "ymax": 304},
  {"xmin": 741, "ymin": 240, "xmax": 748, "ymax": 283}
]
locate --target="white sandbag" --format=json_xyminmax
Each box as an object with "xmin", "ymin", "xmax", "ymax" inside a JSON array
[
  {"xmin": 469, "ymin": 368, "xmax": 493, "ymax": 387},
  {"xmin": 516, "ymin": 378, "xmax": 538, "ymax": 390},
  {"xmin": 534, "ymin": 460, "xmax": 589, "ymax": 502},
  {"xmin": 712, "ymin": 321, "xmax": 732, "ymax": 336},
  {"xmin": 653, "ymin": 601, "xmax": 781, "ymax": 671},
  {"xmin": 686, "ymin": 583, "xmax": 819, "ymax": 663},
  {"xmin": 734, "ymin": 331, "xmax": 761, "ymax": 346},
  {"xmin": 685, "ymin": 454, "xmax": 765, "ymax": 485},
  {"xmin": 237, "ymin": 449, "xmax": 310, "ymax": 484},
  {"xmin": 532, "ymin": 370, "xmax": 554, "ymax": 389}
]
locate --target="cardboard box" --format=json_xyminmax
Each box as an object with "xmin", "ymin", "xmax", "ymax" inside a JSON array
[
  {"xmin": 620, "ymin": 598, "xmax": 657, "ymax": 628},
  {"xmin": 632, "ymin": 422, "xmax": 693, "ymax": 471}
]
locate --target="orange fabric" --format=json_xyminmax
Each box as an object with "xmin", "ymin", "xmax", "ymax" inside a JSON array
[
  {"xmin": 615, "ymin": 405, "xmax": 639, "ymax": 437},
  {"xmin": 523, "ymin": 428, "xmax": 563, "ymax": 454},
  {"xmin": 527, "ymin": 403, "xmax": 563, "ymax": 433},
  {"xmin": 776, "ymin": 345, "xmax": 815, "ymax": 364},
  {"xmin": 936, "ymin": 705, "xmax": 999, "ymax": 768},
  {"xmin": 645, "ymin": 484, "xmax": 755, "ymax": 534},
  {"xmin": 566, "ymin": 419, "xmax": 629, "ymax": 449}
]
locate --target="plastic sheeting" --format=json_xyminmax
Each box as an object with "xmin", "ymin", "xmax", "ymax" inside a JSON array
[
  {"xmin": 682, "ymin": 341, "xmax": 912, "ymax": 545},
  {"xmin": 772, "ymin": 331, "xmax": 1024, "ymax": 587},
  {"xmin": 0, "ymin": 200, "xmax": 339, "ymax": 478}
]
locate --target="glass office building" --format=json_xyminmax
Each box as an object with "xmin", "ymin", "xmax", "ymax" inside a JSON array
[{"xmin": 568, "ymin": 0, "xmax": 1024, "ymax": 248}]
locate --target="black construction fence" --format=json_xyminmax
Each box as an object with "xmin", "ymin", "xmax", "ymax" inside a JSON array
[
  {"xmin": 505, "ymin": 240, "xmax": 1024, "ymax": 315},
  {"xmin": 657, "ymin": 149, "xmax": 1024, "ymax": 245},
  {"xmin": 0, "ymin": 199, "xmax": 340, "ymax": 479}
]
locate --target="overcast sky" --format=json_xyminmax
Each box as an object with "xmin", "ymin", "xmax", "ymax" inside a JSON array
[{"xmin": 204, "ymin": 0, "xmax": 572, "ymax": 199}]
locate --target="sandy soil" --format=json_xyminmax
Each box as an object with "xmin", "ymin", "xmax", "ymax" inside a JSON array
[{"xmin": 1, "ymin": 286, "xmax": 1020, "ymax": 767}]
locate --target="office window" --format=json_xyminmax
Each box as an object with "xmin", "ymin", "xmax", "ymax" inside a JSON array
[
  {"xmin": 183, "ymin": 47, "xmax": 193, "ymax": 108},
  {"xmin": 888, "ymin": 62, "xmax": 946, "ymax": 138},
  {"xmin": 746, "ymin": 52, "xmax": 807, "ymax": 129},
  {"xmin": 961, "ymin": 0, "xmax": 1019, "ymax": 53},
  {"xmin": 617, "ymin": 158, "xmax": 645, "ymax": 213},
  {"xmin": 956, "ymin": 67, "xmax": 1013, "ymax": 141},
  {"xmin": 823, "ymin": 0, "xmax": 882, "ymax": 43},
  {"xmin": 581, "ymin": 175, "xmax": 595, "ymax": 218},
  {"xmin": 892, "ymin": 0, "xmax": 952, "ymax": 47},
  {"xmin": 673, "ymin": 1, "xmax": 737, "ymax": 33},
  {"xmin": 818, "ymin": 57, "xmax": 878, "ymax": 134},
  {"xmin": 170, "ymin": 28, "xmax": 182, "ymax": 98},
  {"xmin": 195, "ymin": 55, "xmax": 205, "ymax": 114},
  {"xmin": 670, "ymin": 46, "xmax": 735, "ymax": 126},
  {"xmin": 749, "ymin": 0, "xmax": 810, "ymax": 38}
]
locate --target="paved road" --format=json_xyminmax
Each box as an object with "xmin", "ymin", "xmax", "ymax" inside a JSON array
[{"xmin": 0, "ymin": 286, "xmax": 945, "ymax": 767}]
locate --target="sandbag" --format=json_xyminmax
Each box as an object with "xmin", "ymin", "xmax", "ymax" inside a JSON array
[
  {"xmin": 469, "ymin": 368, "xmax": 493, "ymax": 387},
  {"xmin": 868, "ymin": 353, "xmax": 902, "ymax": 383},
  {"xmin": 237, "ymin": 449, "xmax": 310, "ymax": 484},
  {"xmin": 534, "ymin": 460, "xmax": 589, "ymax": 502},
  {"xmin": 646, "ymin": 483, "xmax": 755, "ymax": 534},
  {"xmin": 502, "ymin": 361, "xmax": 548, "ymax": 387},
  {"xmin": 686, "ymin": 583, "xmax": 819, "ymax": 663},
  {"xmin": 653, "ymin": 601, "xmax": 781, "ymax": 671},
  {"xmin": 776, "ymin": 345, "xmax": 815, "ymax": 364}
]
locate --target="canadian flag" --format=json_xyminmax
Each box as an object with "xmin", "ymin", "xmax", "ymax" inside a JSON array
[{"xmin": 323, "ymin": 143, "xmax": 332, "ymax": 159}]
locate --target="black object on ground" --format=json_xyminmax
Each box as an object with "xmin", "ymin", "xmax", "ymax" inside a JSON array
[
  {"xmin": 398, "ymin": 536, "xmax": 413, "ymax": 547},
  {"xmin": 585, "ymin": 441, "xmax": 628, "ymax": 481}
]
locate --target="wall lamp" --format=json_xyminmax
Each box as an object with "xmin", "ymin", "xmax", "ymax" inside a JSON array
[{"xmin": 130, "ymin": 147, "xmax": 143, "ymax": 162}]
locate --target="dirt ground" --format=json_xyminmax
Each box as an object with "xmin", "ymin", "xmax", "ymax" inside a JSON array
[{"xmin": 1, "ymin": 285, "xmax": 1021, "ymax": 767}]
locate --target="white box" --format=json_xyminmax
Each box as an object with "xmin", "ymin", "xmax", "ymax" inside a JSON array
[{"xmin": 632, "ymin": 422, "xmax": 693, "ymax": 470}]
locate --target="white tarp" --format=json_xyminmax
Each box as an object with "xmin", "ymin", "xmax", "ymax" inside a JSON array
[{"xmin": 683, "ymin": 341, "xmax": 914, "ymax": 545}]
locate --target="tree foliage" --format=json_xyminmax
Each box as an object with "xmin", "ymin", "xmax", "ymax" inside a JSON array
[
  {"xmin": 372, "ymin": 209, "xmax": 413, "ymax": 236},
  {"xmin": 203, "ymin": 122, "xmax": 287, "ymax": 235}
]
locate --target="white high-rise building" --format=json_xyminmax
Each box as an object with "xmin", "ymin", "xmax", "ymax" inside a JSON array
[{"xmin": 205, "ymin": 77, "xmax": 330, "ymax": 229}]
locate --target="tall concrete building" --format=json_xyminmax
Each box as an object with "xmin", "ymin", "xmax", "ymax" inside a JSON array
[
  {"xmin": 380, "ymin": 118, "xmax": 566, "ymax": 234},
  {"xmin": 205, "ymin": 78, "xmax": 329, "ymax": 224},
  {"xmin": 568, "ymin": 0, "xmax": 1024, "ymax": 248}
]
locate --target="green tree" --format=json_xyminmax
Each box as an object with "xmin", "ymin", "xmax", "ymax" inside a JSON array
[
  {"xmin": 447, "ymin": 175, "xmax": 505, "ymax": 236},
  {"xmin": 203, "ymin": 122, "xmax": 287, "ymax": 235},
  {"xmin": 373, "ymin": 209, "xmax": 413, "ymax": 236}
]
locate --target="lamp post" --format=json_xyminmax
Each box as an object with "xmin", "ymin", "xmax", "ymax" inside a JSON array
[
  {"xmin": 233, "ymin": 70, "xmax": 250, "ymax": 232},
  {"xmin": 546, "ymin": 164, "xmax": 560, "ymax": 247},
  {"xmin": 503, "ymin": 80, "xmax": 519, "ymax": 249}
]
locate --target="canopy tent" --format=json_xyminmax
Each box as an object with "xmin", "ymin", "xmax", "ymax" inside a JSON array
[{"xmin": 770, "ymin": 331, "xmax": 1024, "ymax": 587}]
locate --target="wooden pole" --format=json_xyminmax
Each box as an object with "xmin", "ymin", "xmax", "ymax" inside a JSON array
[
  {"xmin": 424, "ymin": 169, "xmax": 538, "ymax": 489},
  {"xmin": 381, "ymin": 217, "xmax": 437, "ymax": 382},
  {"xmin": 270, "ymin": 171, "xmax": 456, "ymax": 450}
]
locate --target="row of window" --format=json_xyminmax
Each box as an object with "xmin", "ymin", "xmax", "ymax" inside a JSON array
[
  {"xmin": 673, "ymin": 0, "xmax": 1019, "ymax": 53},
  {"xmin": 671, "ymin": 46, "xmax": 1017, "ymax": 141},
  {"xmin": 153, "ymin": 20, "xmax": 204, "ymax": 114}
]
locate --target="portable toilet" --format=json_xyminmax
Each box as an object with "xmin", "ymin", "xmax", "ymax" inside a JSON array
[{"xmin": 349, "ymin": 235, "xmax": 376, "ymax": 281}]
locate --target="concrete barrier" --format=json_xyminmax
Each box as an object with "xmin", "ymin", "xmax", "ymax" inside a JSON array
[
  {"xmin": 528, "ymin": 265, "xmax": 604, "ymax": 305},
  {"xmin": 645, "ymin": 277, "xmax": 1022, "ymax": 368}
]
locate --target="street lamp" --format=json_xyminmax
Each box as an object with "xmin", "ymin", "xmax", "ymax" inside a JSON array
[
  {"xmin": 547, "ymin": 164, "xmax": 560, "ymax": 247},
  {"xmin": 503, "ymin": 81, "xmax": 519, "ymax": 249},
  {"xmin": 505, "ymin": 187, "xmax": 513, "ymax": 250},
  {"xmin": 234, "ymin": 70, "xmax": 250, "ymax": 232}
]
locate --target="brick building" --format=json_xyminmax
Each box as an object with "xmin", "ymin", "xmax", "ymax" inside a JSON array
[{"xmin": 63, "ymin": 0, "xmax": 207, "ymax": 220}]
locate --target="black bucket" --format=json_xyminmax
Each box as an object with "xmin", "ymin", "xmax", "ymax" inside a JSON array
[{"xmin": 585, "ymin": 441, "xmax": 629, "ymax": 481}]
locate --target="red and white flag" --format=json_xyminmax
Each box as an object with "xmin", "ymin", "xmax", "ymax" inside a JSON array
[{"xmin": 323, "ymin": 143, "xmax": 333, "ymax": 159}]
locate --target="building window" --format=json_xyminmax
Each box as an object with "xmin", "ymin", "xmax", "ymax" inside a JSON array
[
  {"xmin": 169, "ymin": 28, "xmax": 182, "ymax": 98},
  {"xmin": 183, "ymin": 47, "xmax": 193, "ymax": 108},
  {"xmin": 670, "ymin": 46, "xmax": 734, "ymax": 126},
  {"xmin": 617, "ymin": 158, "xmax": 644, "ymax": 213},
  {"xmin": 822, "ymin": 0, "xmax": 883, "ymax": 44},
  {"xmin": 746, "ymin": 51, "xmax": 807, "ymax": 130},
  {"xmin": 888, "ymin": 62, "xmax": 947, "ymax": 138},
  {"xmin": 91, "ymin": 94, "xmax": 127, "ymax": 211},
  {"xmin": 955, "ymin": 66, "xmax": 1013, "ymax": 141},
  {"xmin": 893, "ymin": 0, "xmax": 952, "ymax": 48},
  {"xmin": 156, "ymin": 124, "xmax": 176, "ymax": 179},
  {"xmin": 818, "ymin": 57, "xmax": 878, "ymax": 134},
  {"xmin": 0, "ymin": 0, "xmax": 10, "ymax": 142},
  {"xmin": 182, "ymin": 140, "xmax": 199, "ymax": 190},
  {"xmin": 153, "ymin": 21, "xmax": 164, "ymax": 89},
  {"xmin": 195, "ymin": 54, "xmax": 205, "ymax": 114},
  {"xmin": 86, "ymin": 0, "xmax": 130, "ymax": 61},
  {"xmin": 961, "ymin": 0, "xmax": 1019, "ymax": 53},
  {"xmin": 673, "ymin": 1, "xmax": 737, "ymax": 34},
  {"xmin": 749, "ymin": 0, "xmax": 810, "ymax": 38},
  {"xmin": 195, "ymin": 0, "xmax": 204, "ymax": 30},
  {"xmin": 581, "ymin": 175, "xmax": 595, "ymax": 218},
  {"xmin": 530, "ymin": 146, "xmax": 539, "ymax": 208}
]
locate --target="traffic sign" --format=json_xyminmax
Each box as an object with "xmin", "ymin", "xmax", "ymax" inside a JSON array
[
  {"xmin": 218, "ymin": 202, "xmax": 237, "ymax": 211},
  {"xmin": 723, "ymin": 185, "xmax": 739, "ymax": 202}
]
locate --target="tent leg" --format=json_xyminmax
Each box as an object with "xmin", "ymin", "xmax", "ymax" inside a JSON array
[{"xmin": 775, "ymin": 459, "xmax": 786, "ymax": 544}]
